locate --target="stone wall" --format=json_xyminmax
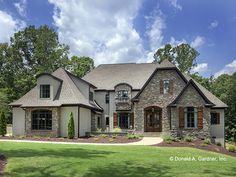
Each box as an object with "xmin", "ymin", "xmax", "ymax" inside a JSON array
[
  {"xmin": 170, "ymin": 85, "xmax": 211, "ymax": 139},
  {"xmin": 134, "ymin": 69, "xmax": 186, "ymax": 133},
  {"xmin": 115, "ymin": 84, "xmax": 132, "ymax": 111},
  {"xmin": 25, "ymin": 107, "xmax": 60, "ymax": 137}
]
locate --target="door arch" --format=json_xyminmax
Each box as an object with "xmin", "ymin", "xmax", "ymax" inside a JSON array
[{"xmin": 144, "ymin": 106, "xmax": 162, "ymax": 132}]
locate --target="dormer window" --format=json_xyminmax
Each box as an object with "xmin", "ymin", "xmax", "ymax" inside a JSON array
[
  {"xmin": 40, "ymin": 85, "xmax": 50, "ymax": 98},
  {"xmin": 163, "ymin": 80, "xmax": 170, "ymax": 94},
  {"xmin": 116, "ymin": 90, "xmax": 129, "ymax": 101}
]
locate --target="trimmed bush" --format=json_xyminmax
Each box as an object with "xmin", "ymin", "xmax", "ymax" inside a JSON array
[
  {"xmin": 216, "ymin": 142, "xmax": 222, "ymax": 146},
  {"xmin": 0, "ymin": 112, "xmax": 7, "ymax": 136},
  {"xmin": 96, "ymin": 128, "xmax": 102, "ymax": 133},
  {"xmin": 184, "ymin": 135, "xmax": 194, "ymax": 142},
  {"xmin": 68, "ymin": 112, "xmax": 75, "ymax": 139},
  {"xmin": 112, "ymin": 127, "xmax": 122, "ymax": 133},
  {"xmin": 127, "ymin": 134, "xmax": 140, "ymax": 139},
  {"xmin": 204, "ymin": 138, "xmax": 211, "ymax": 145},
  {"xmin": 228, "ymin": 144, "xmax": 236, "ymax": 152},
  {"xmin": 162, "ymin": 133, "xmax": 175, "ymax": 142}
]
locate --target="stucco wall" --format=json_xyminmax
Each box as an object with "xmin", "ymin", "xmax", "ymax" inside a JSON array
[
  {"xmin": 79, "ymin": 107, "xmax": 91, "ymax": 137},
  {"xmin": 210, "ymin": 109, "xmax": 225, "ymax": 145},
  {"xmin": 60, "ymin": 106, "xmax": 78, "ymax": 138},
  {"xmin": 12, "ymin": 107, "xmax": 25, "ymax": 136},
  {"xmin": 134, "ymin": 69, "xmax": 186, "ymax": 133},
  {"xmin": 37, "ymin": 75, "xmax": 61, "ymax": 100}
]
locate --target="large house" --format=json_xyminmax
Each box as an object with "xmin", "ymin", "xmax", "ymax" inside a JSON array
[{"xmin": 10, "ymin": 60, "xmax": 227, "ymax": 144}]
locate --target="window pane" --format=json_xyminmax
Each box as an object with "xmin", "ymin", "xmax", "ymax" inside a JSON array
[
  {"xmin": 31, "ymin": 110, "xmax": 52, "ymax": 130},
  {"xmin": 40, "ymin": 85, "xmax": 50, "ymax": 98},
  {"xmin": 118, "ymin": 113, "xmax": 129, "ymax": 129},
  {"xmin": 185, "ymin": 107, "xmax": 197, "ymax": 128},
  {"xmin": 163, "ymin": 80, "xmax": 169, "ymax": 94}
]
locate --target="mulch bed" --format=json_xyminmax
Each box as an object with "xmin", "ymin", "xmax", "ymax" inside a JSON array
[
  {"xmin": 0, "ymin": 135, "xmax": 141, "ymax": 144},
  {"xmin": 0, "ymin": 154, "xmax": 6, "ymax": 177},
  {"xmin": 156, "ymin": 140, "xmax": 236, "ymax": 157}
]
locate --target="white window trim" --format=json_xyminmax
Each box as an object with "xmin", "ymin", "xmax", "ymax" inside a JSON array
[
  {"xmin": 39, "ymin": 84, "xmax": 51, "ymax": 100},
  {"xmin": 163, "ymin": 79, "xmax": 170, "ymax": 95},
  {"xmin": 184, "ymin": 107, "xmax": 198, "ymax": 129}
]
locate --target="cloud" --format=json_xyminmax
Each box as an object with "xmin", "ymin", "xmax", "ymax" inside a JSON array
[
  {"xmin": 190, "ymin": 36, "xmax": 205, "ymax": 48},
  {"xmin": 214, "ymin": 60, "xmax": 236, "ymax": 77},
  {"xmin": 191, "ymin": 63, "xmax": 208, "ymax": 74},
  {"xmin": 0, "ymin": 10, "xmax": 26, "ymax": 43},
  {"xmin": 145, "ymin": 7, "xmax": 165, "ymax": 52},
  {"xmin": 168, "ymin": 0, "xmax": 182, "ymax": 11},
  {"xmin": 169, "ymin": 37, "xmax": 187, "ymax": 46},
  {"xmin": 14, "ymin": 0, "xmax": 27, "ymax": 17},
  {"xmin": 49, "ymin": 0, "xmax": 146, "ymax": 65},
  {"xmin": 208, "ymin": 20, "xmax": 218, "ymax": 29}
]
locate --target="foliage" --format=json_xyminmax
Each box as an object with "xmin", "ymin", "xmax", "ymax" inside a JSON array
[
  {"xmin": 153, "ymin": 43, "xmax": 199, "ymax": 73},
  {"xmin": 127, "ymin": 133, "xmax": 141, "ymax": 139},
  {"xmin": 96, "ymin": 128, "xmax": 102, "ymax": 133},
  {"xmin": 67, "ymin": 56, "xmax": 95, "ymax": 77},
  {"xmin": 67, "ymin": 112, "xmax": 75, "ymax": 139},
  {"xmin": 216, "ymin": 142, "xmax": 222, "ymax": 146},
  {"xmin": 100, "ymin": 134, "xmax": 108, "ymax": 138},
  {"xmin": 227, "ymin": 144, "xmax": 236, "ymax": 152},
  {"xmin": 161, "ymin": 133, "xmax": 176, "ymax": 142},
  {"xmin": 203, "ymin": 138, "xmax": 211, "ymax": 145},
  {"xmin": 184, "ymin": 135, "xmax": 194, "ymax": 142},
  {"xmin": 191, "ymin": 74, "xmax": 213, "ymax": 91},
  {"xmin": 112, "ymin": 127, "xmax": 122, "ymax": 133},
  {"xmin": 0, "ymin": 111, "xmax": 7, "ymax": 136}
]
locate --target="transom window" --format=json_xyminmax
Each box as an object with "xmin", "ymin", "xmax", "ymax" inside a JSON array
[
  {"xmin": 211, "ymin": 112, "xmax": 220, "ymax": 125},
  {"xmin": 32, "ymin": 110, "xmax": 52, "ymax": 130},
  {"xmin": 40, "ymin": 85, "xmax": 50, "ymax": 98},
  {"xmin": 118, "ymin": 113, "xmax": 130, "ymax": 129},
  {"xmin": 163, "ymin": 80, "xmax": 170, "ymax": 94},
  {"xmin": 184, "ymin": 107, "xmax": 197, "ymax": 128}
]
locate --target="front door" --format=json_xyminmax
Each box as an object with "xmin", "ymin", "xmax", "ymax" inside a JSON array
[{"xmin": 145, "ymin": 107, "xmax": 162, "ymax": 132}]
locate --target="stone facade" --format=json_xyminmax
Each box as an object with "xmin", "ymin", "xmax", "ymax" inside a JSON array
[
  {"xmin": 133, "ymin": 69, "xmax": 186, "ymax": 133},
  {"xmin": 115, "ymin": 83, "xmax": 132, "ymax": 111},
  {"xmin": 170, "ymin": 85, "xmax": 211, "ymax": 139},
  {"xmin": 25, "ymin": 107, "xmax": 60, "ymax": 137}
]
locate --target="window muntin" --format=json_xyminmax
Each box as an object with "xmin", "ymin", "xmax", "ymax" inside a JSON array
[
  {"xmin": 40, "ymin": 85, "xmax": 50, "ymax": 98},
  {"xmin": 116, "ymin": 90, "xmax": 129, "ymax": 101},
  {"xmin": 105, "ymin": 94, "xmax": 109, "ymax": 104},
  {"xmin": 118, "ymin": 113, "xmax": 130, "ymax": 129},
  {"xmin": 32, "ymin": 110, "xmax": 52, "ymax": 130},
  {"xmin": 163, "ymin": 80, "xmax": 170, "ymax": 94},
  {"xmin": 211, "ymin": 113, "xmax": 220, "ymax": 125},
  {"xmin": 89, "ymin": 91, "xmax": 93, "ymax": 101},
  {"xmin": 184, "ymin": 107, "xmax": 197, "ymax": 128}
]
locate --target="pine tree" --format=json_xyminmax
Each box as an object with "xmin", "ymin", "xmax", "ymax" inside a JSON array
[
  {"xmin": 0, "ymin": 112, "xmax": 7, "ymax": 136},
  {"xmin": 68, "ymin": 112, "xmax": 75, "ymax": 139}
]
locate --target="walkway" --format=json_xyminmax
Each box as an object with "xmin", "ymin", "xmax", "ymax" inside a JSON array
[{"xmin": 0, "ymin": 137, "xmax": 163, "ymax": 146}]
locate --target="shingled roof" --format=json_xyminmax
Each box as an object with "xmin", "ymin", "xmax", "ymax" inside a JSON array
[
  {"xmin": 83, "ymin": 60, "xmax": 227, "ymax": 108},
  {"xmin": 10, "ymin": 68, "xmax": 103, "ymax": 111}
]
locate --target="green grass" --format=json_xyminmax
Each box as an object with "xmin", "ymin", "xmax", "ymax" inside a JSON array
[{"xmin": 0, "ymin": 142, "xmax": 235, "ymax": 177}]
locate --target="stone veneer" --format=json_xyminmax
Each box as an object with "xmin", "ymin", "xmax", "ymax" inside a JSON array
[
  {"xmin": 133, "ymin": 69, "xmax": 186, "ymax": 133},
  {"xmin": 25, "ymin": 107, "xmax": 60, "ymax": 137},
  {"xmin": 115, "ymin": 83, "xmax": 132, "ymax": 111},
  {"xmin": 170, "ymin": 85, "xmax": 211, "ymax": 139}
]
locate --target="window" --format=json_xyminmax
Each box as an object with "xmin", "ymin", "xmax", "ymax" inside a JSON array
[
  {"xmin": 163, "ymin": 80, "xmax": 170, "ymax": 94},
  {"xmin": 97, "ymin": 116, "xmax": 101, "ymax": 128},
  {"xmin": 40, "ymin": 85, "xmax": 50, "ymax": 98},
  {"xmin": 32, "ymin": 110, "xmax": 52, "ymax": 130},
  {"xmin": 105, "ymin": 94, "xmax": 109, "ymax": 104},
  {"xmin": 118, "ymin": 113, "xmax": 130, "ymax": 129},
  {"xmin": 89, "ymin": 91, "xmax": 93, "ymax": 101},
  {"xmin": 106, "ymin": 117, "xmax": 109, "ymax": 126},
  {"xmin": 184, "ymin": 107, "xmax": 197, "ymax": 128},
  {"xmin": 211, "ymin": 113, "xmax": 220, "ymax": 125},
  {"xmin": 116, "ymin": 90, "xmax": 129, "ymax": 101}
]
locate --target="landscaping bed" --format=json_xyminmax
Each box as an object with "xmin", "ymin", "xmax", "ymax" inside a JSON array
[
  {"xmin": 156, "ymin": 139, "xmax": 236, "ymax": 157},
  {"xmin": 0, "ymin": 154, "xmax": 6, "ymax": 177},
  {"xmin": 0, "ymin": 134, "xmax": 142, "ymax": 144}
]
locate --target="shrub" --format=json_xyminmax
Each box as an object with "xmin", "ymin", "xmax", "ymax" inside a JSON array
[
  {"xmin": 96, "ymin": 128, "xmax": 102, "ymax": 133},
  {"xmin": 0, "ymin": 112, "xmax": 7, "ymax": 136},
  {"xmin": 162, "ymin": 133, "xmax": 175, "ymax": 142},
  {"xmin": 68, "ymin": 112, "xmax": 75, "ymax": 139},
  {"xmin": 100, "ymin": 134, "xmax": 108, "ymax": 138},
  {"xmin": 216, "ymin": 142, "xmax": 222, "ymax": 146},
  {"xmin": 228, "ymin": 144, "xmax": 236, "ymax": 152},
  {"xmin": 184, "ymin": 135, "xmax": 194, "ymax": 142},
  {"xmin": 127, "ymin": 134, "xmax": 140, "ymax": 139},
  {"xmin": 204, "ymin": 138, "xmax": 211, "ymax": 145},
  {"xmin": 112, "ymin": 135, "xmax": 117, "ymax": 139},
  {"xmin": 112, "ymin": 127, "xmax": 122, "ymax": 133}
]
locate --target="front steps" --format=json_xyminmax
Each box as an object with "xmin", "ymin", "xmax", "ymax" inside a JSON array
[{"xmin": 143, "ymin": 132, "xmax": 163, "ymax": 137}]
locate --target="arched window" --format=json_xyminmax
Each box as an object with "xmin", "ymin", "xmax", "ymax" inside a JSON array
[{"xmin": 32, "ymin": 110, "xmax": 52, "ymax": 130}]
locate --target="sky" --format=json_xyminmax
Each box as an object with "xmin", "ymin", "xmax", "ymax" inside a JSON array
[{"xmin": 0, "ymin": 0, "xmax": 236, "ymax": 78}]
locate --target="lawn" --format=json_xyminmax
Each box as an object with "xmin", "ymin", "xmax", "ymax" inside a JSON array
[{"xmin": 0, "ymin": 142, "xmax": 235, "ymax": 177}]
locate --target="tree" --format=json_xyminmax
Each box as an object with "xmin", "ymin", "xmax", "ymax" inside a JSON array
[
  {"xmin": 68, "ymin": 112, "xmax": 75, "ymax": 139},
  {"xmin": 191, "ymin": 74, "xmax": 213, "ymax": 91},
  {"xmin": 153, "ymin": 43, "xmax": 199, "ymax": 73},
  {"xmin": 67, "ymin": 56, "xmax": 95, "ymax": 77},
  {"xmin": 0, "ymin": 112, "xmax": 7, "ymax": 136}
]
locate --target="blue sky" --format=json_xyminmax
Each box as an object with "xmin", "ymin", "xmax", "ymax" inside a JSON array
[{"xmin": 0, "ymin": 0, "xmax": 236, "ymax": 77}]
